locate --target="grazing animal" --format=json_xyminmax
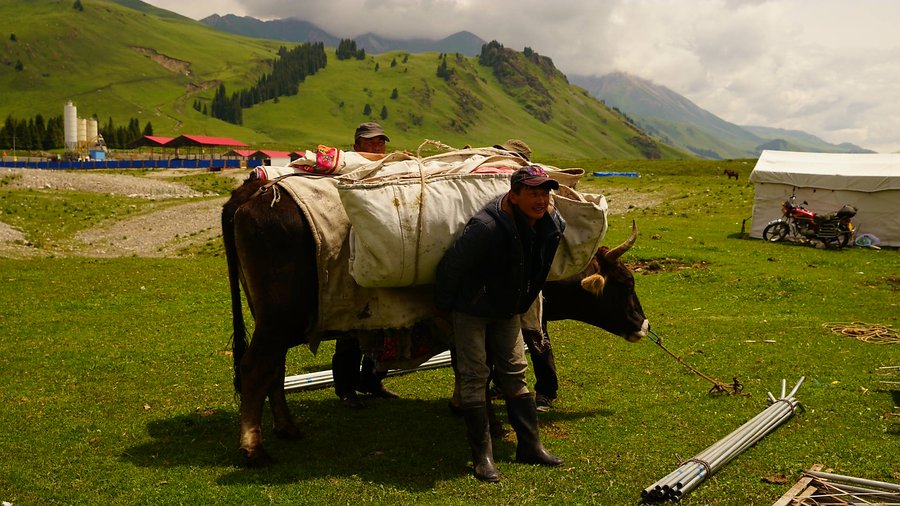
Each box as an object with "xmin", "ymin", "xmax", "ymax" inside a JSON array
[
  {"xmin": 223, "ymin": 178, "xmax": 648, "ymax": 466},
  {"xmin": 723, "ymin": 169, "xmax": 739, "ymax": 180}
]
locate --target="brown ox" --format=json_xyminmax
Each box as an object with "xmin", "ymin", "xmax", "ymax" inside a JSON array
[{"xmin": 223, "ymin": 178, "xmax": 648, "ymax": 466}]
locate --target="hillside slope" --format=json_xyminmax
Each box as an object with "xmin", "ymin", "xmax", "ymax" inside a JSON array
[
  {"xmin": 0, "ymin": 0, "xmax": 679, "ymax": 161},
  {"xmin": 571, "ymin": 72, "xmax": 872, "ymax": 158}
]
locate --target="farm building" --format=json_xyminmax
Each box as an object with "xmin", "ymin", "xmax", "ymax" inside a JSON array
[{"xmin": 748, "ymin": 150, "xmax": 900, "ymax": 247}]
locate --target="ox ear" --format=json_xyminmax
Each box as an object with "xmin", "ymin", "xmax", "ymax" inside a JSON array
[{"xmin": 581, "ymin": 273, "xmax": 606, "ymax": 295}]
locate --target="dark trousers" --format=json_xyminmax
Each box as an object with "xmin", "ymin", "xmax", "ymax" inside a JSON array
[
  {"xmin": 522, "ymin": 326, "xmax": 558, "ymax": 399},
  {"xmin": 332, "ymin": 337, "xmax": 385, "ymax": 397}
]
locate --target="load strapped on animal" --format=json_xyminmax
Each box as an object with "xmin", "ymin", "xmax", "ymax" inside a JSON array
[
  {"xmin": 224, "ymin": 140, "xmax": 650, "ymax": 465},
  {"xmin": 246, "ymin": 141, "xmax": 609, "ymax": 362}
]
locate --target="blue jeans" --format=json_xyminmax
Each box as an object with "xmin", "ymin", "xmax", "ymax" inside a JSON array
[{"xmin": 452, "ymin": 311, "xmax": 529, "ymax": 406}]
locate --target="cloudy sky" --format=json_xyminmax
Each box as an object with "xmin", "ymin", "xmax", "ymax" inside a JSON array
[{"xmin": 143, "ymin": 0, "xmax": 900, "ymax": 153}]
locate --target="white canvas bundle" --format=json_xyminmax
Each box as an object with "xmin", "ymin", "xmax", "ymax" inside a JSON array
[
  {"xmin": 339, "ymin": 173, "xmax": 608, "ymax": 288},
  {"xmin": 341, "ymin": 172, "xmax": 512, "ymax": 287},
  {"xmin": 546, "ymin": 186, "xmax": 608, "ymax": 281}
]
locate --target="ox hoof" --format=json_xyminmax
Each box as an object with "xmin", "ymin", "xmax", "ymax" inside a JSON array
[
  {"xmin": 273, "ymin": 424, "xmax": 303, "ymax": 441},
  {"xmin": 241, "ymin": 447, "xmax": 275, "ymax": 468}
]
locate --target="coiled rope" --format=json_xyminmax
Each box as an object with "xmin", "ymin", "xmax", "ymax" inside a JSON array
[{"xmin": 822, "ymin": 322, "xmax": 899, "ymax": 344}]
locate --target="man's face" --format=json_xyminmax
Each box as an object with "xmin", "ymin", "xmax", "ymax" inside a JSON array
[
  {"xmin": 509, "ymin": 186, "xmax": 551, "ymax": 224},
  {"xmin": 354, "ymin": 136, "xmax": 387, "ymax": 154}
]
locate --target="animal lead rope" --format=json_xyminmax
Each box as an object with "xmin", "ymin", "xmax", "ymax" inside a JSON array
[{"xmin": 646, "ymin": 328, "xmax": 743, "ymax": 395}]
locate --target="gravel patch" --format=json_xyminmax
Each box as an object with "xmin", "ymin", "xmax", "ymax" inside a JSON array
[
  {"xmin": 74, "ymin": 197, "xmax": 227, "ymax": 257},
  {"xmin": 0, "ymin": 167, "xmax": 209, "ymax": 199},
  {"xmin": 0, "ymin": 168, "xmax": 244, "ymax": 258}
]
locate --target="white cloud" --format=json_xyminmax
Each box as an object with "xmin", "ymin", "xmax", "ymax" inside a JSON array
[{"xmin": 143, "ymin": 0, "xmax": 900, "ymax": 152}]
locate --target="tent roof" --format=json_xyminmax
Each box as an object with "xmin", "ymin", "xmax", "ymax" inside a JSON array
[
  {"xmin": 166, "ymin": 135, "xmax": 248, "ymax": 148},
  {"xmin": 749, "ymin": 150, "xmax": 900, "ymax": 192}
]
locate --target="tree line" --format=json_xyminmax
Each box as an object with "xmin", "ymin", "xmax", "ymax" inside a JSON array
[
  {"xmin": 335, "ymin": 39, "xmax": 366, "ymax": 60},
  {"xmin": 208, "ymin": 42, "xmax": 328, "ymax": 125},
  {"xmin": 1, "ymin": 114, "xmax": 152, "ymax": 151}
]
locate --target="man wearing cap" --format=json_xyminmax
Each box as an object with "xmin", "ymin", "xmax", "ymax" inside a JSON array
[
  {"xmin": 331, "ymin": 122, "xmax": 399, "ymax": 409},
  {"xmin": 434, "ymin": 164, "xmax": 566, "ymax": 482},
  {"xmin": 353, "ymin": 121, "xmax": 391, "ymax": 160},
  {"xmin": 488, "ymin": 138, "xmax": 559, "ymax": 413},
  {"xmin": 492, "ymin": 139, "xmax": 532, "ymax": 161}
]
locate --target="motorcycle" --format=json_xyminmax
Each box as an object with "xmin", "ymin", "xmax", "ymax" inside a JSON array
[{"xmin": 762, "ymin": 194, "xmax": 857, "ymax": 248}]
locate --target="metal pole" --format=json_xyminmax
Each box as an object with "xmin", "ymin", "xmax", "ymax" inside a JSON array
[
  {"xmin": 806, "ymin": 470, "xmax": 900, "ymax": 493},
  {"xmin": 641, "ymin": 379, "xmax": 803, "ymax": 503},
  {"xmin": 283, "ymin": 350, "xmax": 452, "ymax": 393}
]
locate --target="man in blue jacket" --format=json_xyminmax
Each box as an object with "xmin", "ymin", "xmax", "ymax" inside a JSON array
[{"xmin": 435, "ymin": 164, "xmax": 566, "ymax": 482}]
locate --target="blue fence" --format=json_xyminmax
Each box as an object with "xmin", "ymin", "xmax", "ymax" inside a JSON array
[
  {"xmin": 592, "ymin": 171, "xmax": 640, "ymax": 178},
  {"xmin": 0, "ymin": 159, "xmax": 241, "ymax": 170}
]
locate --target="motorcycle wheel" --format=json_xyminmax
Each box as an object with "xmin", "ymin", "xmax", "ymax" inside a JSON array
[
  {"xmin": 763, "ymin": 222, "xmax": 790, "ymax": 242},
  {"xmin": 838, "ymin": 231, "xmax": 852, "ymax": 248}
]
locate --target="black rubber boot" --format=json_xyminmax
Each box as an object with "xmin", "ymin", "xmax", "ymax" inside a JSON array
[
  {"xmin": 461, "ymin": 405, "xmax": 500, "ymax": 482},
  {"xmin": 506, "ymin": 394, "xmax": 563, "ymax": 467},
  {"xmin": 332, "ymin": 338, "xmax": 364, "ymax": 408}
]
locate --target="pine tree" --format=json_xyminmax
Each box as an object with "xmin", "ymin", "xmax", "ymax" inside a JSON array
[
  {"xmin": 73, "ymin": 0, "xmax": 84, "ymax": 11},
  {"xmin": 390, "ymin": 88, "xmax": 399, "ymax": 99},
  {"xmin": 363, "ymin": 104, "xmax": 372, "ymax": 116},
  {"xmin": 380, "ymin": 106, "xmax": 388, "ymax": 120}
]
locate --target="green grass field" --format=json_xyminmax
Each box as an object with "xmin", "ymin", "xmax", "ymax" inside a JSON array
[{"xmin": 0, "ymin": 160, "xmax": 897, "ymax": 505}]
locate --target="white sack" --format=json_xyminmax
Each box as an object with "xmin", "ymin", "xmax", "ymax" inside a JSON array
[
  {"xmin": 340, "ymin": 176, "xmax": 608, "ymax": 288},
  {"xmin": 341, "ymin": 172, "xmax": 511, "ymax": 287},
  {"xmin": 547, "ymin": 186, "xmax": 608, "ymax": 281}
]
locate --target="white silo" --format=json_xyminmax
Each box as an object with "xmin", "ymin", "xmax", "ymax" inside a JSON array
[
  {"xmin": 86, "ymin": 118, "xmax": 99, "ymax": 146},
  {"xmin": 77, "ymin": 118, "xmax": 87, "ymax": 147},
  {"xmin": 64, "ymin": 101, "xmax": 78, "ymax": 152}
]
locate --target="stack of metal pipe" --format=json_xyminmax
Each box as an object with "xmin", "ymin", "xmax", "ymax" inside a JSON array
[
  {"xmin": 283, "ymin": 350, "xmax": 452, "ymax": 392},
  {"xmin": 804, "ymin": 470, "xmax": 900, "ymax": 503},
  {"xmin": 641, "ymin": 377, "xmax": 805, "ymax": 503}
]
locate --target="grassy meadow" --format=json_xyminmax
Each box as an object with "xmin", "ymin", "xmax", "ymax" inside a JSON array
[{"xmin": 0, "ymin": 159, "xmax": 897, "ymax": 505}]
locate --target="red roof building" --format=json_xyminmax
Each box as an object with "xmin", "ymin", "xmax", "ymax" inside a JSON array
[{"xmin": 167, "ymin": 135, "xmax": 249, "ymax": 148}]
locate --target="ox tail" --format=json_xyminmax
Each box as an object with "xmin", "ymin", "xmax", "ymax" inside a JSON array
[{"xmin": 222, "ymin": 198, "xmax": 247, "ymax": 397}]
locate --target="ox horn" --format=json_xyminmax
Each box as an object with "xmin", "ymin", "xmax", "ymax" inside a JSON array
[{"xmin": 604, "ymin": 220, "xmax": 638, "ymax": 262}]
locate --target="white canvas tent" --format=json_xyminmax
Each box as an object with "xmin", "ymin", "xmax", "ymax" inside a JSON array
[{"xmin": 749, "ymin": 150, "xmax": 900, "ymax": 247}]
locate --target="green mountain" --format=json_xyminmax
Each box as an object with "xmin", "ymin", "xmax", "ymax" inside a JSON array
[
  {"xmin": 742, "ymin": 125, "xmax": 872, "ymax": 154},
  {"xmin": 200, "ymin": 14, "xmax": 486, "ymax": 57},
  {"xmin": 199, "ymin": 15, "xmax": 342, "ymax": 47},
  {"xmin": 570, "ymin": 72, "xmax": 872, "ymax": 158},
  {"xmin": 0, "ymin": 0, "xmax": 679, "ymax": 161}
]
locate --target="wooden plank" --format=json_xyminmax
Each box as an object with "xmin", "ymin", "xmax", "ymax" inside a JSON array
[
  {"xmin": 773, "ymin": 465, "xmax": 825, "ymax": 506},
  {"xmin": 795, "ymin": 485, "xmax": 818, "ymax": 505}
]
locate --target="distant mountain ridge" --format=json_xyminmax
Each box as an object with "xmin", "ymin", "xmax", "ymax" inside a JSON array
[
  {"xmin": 570, "ymin": 72, "xmax": 872, "ymax": 158},
  {"xmin": 200, "ymin": 14, "xmax": 486, "ymax": 56}
]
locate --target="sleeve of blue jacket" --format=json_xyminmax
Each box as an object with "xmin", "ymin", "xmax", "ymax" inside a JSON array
[{"xmin": 433, "ymin": 219, "xmax": 492, "ymax": 313}]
